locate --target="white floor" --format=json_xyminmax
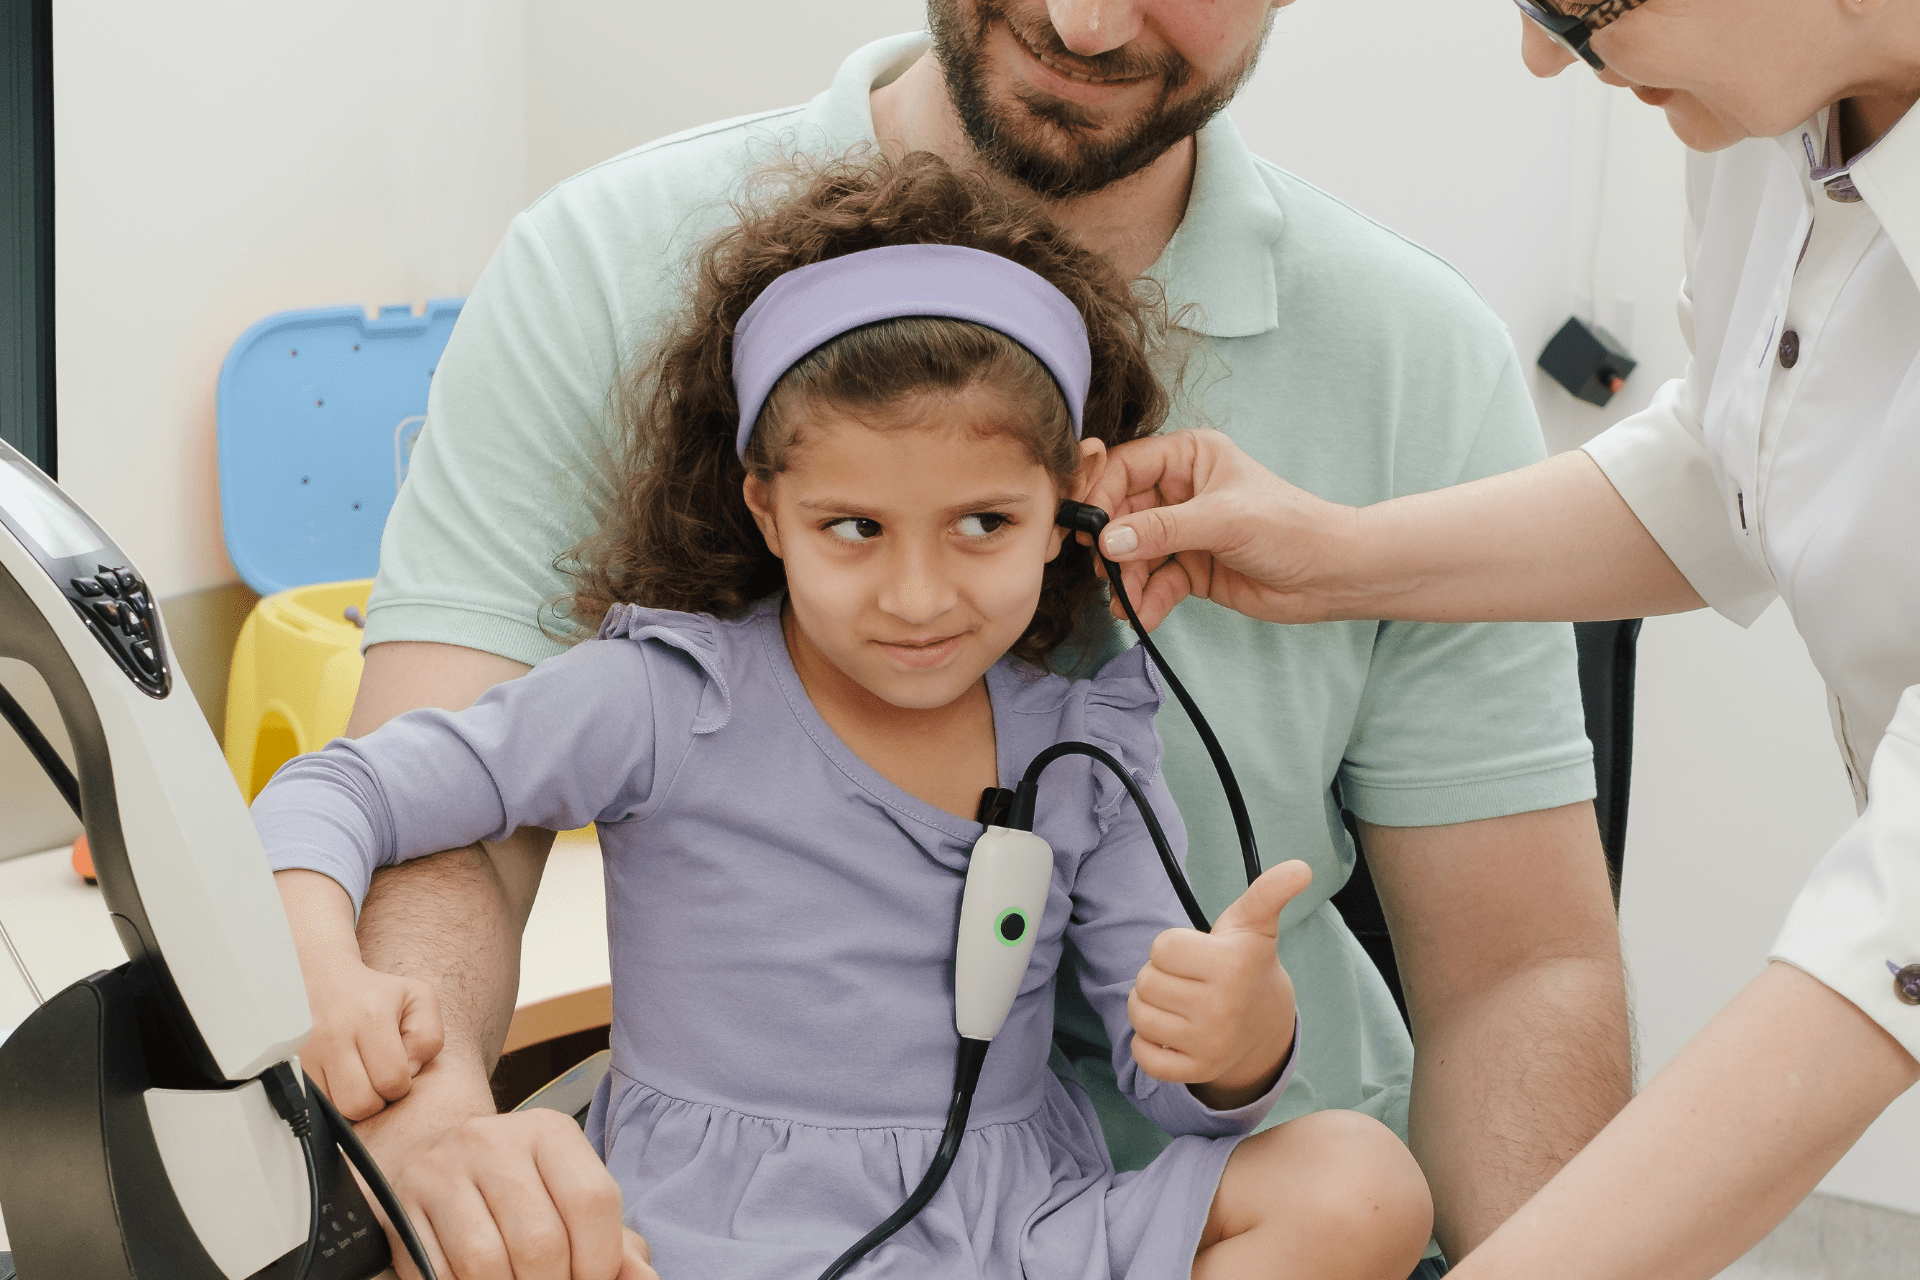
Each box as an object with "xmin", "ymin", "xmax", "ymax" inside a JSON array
[{"xmin": 1718, "ymin": 1194, "xmax": 1920, "ymax": 1279}]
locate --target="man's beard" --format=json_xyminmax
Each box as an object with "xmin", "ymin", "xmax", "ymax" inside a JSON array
[{"xmin": 928, "ymin": 0, "xmax": 1270, "ymax": 200}]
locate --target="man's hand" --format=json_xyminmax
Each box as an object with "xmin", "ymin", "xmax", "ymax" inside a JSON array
[
  {"xmin": 1128, "ymin": 860, "xmax": 1312, "ymax": 1109},
  {"xmin": 374, "ymin": 1108, "xmax": 657, "ymax": 1280}
]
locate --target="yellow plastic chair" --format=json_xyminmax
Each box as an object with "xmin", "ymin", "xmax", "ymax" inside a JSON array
[{"xmin": 224, "ymin": 579, "xmax": 371, "ymax": 801}]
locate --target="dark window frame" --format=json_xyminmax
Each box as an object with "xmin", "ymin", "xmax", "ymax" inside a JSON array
[{"xmin": 1, "ymin": 0, "xmax": 56, "ymax": 477}]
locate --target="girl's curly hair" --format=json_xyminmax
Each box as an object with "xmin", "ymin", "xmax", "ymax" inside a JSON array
[{"xmin": 560, "ymin": 150, "xmax": 1170, "ymax": 666}]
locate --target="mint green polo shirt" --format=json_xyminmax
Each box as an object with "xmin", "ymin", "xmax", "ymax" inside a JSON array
[{"xmin": 367, "ymin": 33, "xmax": 1594, "ymax": 1163}]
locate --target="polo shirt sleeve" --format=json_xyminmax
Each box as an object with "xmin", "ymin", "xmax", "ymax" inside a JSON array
[
  {"xmin": 1770, "ymin": 684, "xmax": 1920, "ymax": 1060},
  {"xmin": 1337, "ymin": 352, "xmax": 1597, "ymax": 828},
  {"xmin": 360, "ymin": 209, "xmax": 622, "ymax": 668}
]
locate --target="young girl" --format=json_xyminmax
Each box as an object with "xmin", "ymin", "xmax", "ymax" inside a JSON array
[{"xmin": 257, "ymin": 154, "xmax": 1432, "ymax": 1280}]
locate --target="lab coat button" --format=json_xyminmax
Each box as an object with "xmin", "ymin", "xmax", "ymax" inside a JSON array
[
  {"xmin": 1778, "ymin": 330, "xmax": 1800, "ymax": 369},
  {"xmin": 1895, "ymin": 963, "xmax": 1920, "ymax": 1006}
]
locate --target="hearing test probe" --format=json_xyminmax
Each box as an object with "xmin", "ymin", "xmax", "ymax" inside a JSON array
[
  {"xmin": 815, "ymin": 499, "xmax": 1265, "ymax": 1280},
  {"xmin": 0, "ymin": 439, "xmax": 439, "ymax": 1280}
]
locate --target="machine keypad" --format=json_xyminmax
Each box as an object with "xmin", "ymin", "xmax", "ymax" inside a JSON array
[{"xmin": 60, "ymin": 563, "xmax": 168, "ymax": 697}]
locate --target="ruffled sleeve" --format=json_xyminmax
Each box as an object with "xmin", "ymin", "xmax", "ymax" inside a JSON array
[
  {"xmin": 252, "ymin": 606, "xmax": 728, "ymax": 913},
  {"xmin": 1050, "ymin": 646, "xmax": 1294, "ymax": 1139}
]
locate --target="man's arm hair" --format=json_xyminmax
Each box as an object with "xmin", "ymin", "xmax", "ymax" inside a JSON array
[
  {"xmin": 341, "ymin": 641, "xmax": 551, "ymax": 1133},
  {"xmin": 1363, "ymin": 801, "xmax": 1633, "ymax": 1258}
]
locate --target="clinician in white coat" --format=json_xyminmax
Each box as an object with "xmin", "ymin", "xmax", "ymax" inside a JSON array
[{"xmin": 1075, "ymin": 1, "xmax": 1920, "ymax": 1276}]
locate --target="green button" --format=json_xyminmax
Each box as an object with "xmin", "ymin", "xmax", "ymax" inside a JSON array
[{"xmin": 994, "ymin": 907, "xmax": 1028, "ymax": 946}]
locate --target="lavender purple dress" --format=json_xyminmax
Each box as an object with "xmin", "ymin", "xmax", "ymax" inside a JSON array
[{"xmin": 255, "ymin": 598, "xmax": 1287, "ymax": 1279}]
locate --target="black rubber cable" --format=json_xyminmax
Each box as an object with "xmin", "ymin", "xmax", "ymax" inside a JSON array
[
  {"xmin": 260, "ymin": 1063, "xmax": 322, "ymax": 1280},
  {"xmin": 815, "ymin": 1037, "xmax": 991, "ymax": 1280},
  {"xmin": 305, "ymin": 1074, "xmax": 440, "ymax": 1280},
  {"xmin": 0, "ymin": 679, "xmax": 81, "ymax": 819},
  {"xmin": 1014, "ymin": 742, "xmax": 1211, "ymax": 932},
  {"xmin": 1058, "ymin": 500, "xmax": 1263, "ymax": 890}
]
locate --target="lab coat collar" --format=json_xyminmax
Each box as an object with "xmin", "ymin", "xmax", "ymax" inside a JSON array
[
  {"xmin": 818, "ymin": 34, "xmax": 1284, "ymax": 340},
  {"xmin": 1777, "ymin": 102, "xmax": 1920, "ymax": 289},
  {"xmin": 1849, "ymin": 102, "xmax": 1920, "ymax": 289}
]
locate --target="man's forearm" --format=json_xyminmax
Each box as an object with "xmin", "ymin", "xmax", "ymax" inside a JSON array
[
  {"xmin": 1365, "ymin": 804, "xmax": 1630, "ymax": 1259},
  {"xmin": 354, "ymin": 828, "xmax": 553, "ymax": 1078},
  {"xmin": 1408, "ymin": 953, "xmax": 1632, "ymax": 1257}
]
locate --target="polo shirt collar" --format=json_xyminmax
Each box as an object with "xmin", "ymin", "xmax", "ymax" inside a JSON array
[
  {"xmin": 1148, "ymin": 114, "xmax": 1285, "ymax": 338},
  {"xmin": 810, "ymin": 32, "xmax": 932, "ymax": 145},
  {"xmin": 820, "ymin": 35, "xmax": 1285, "ymax": 340}
]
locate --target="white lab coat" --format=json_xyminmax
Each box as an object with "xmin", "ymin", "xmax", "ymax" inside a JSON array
[{"xmin": 1584, "ymin": 103, "xmax": 1920, "ymax": 1059}]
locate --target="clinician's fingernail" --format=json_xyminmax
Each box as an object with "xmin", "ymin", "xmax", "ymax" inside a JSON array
[{"xmin": 1102, "ymin": 526, "xmax": 1137, "ymax": 556}]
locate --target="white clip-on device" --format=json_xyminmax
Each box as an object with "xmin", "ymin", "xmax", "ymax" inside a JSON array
[{"xmin": 0, "ymin": 440, "xmax": 436, "ymax": 1280}]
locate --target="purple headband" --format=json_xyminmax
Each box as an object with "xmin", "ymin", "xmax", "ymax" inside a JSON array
[{"xmin": 731, "ymin": 243, "xmax": 1093, "ymax": 461}]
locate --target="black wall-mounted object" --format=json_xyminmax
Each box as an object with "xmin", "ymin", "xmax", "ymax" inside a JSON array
[
  {"xmin": 1, "ymin": 0, "xmax": 56, "ymax": 476},
  {"xmin": 1539, "ymin": 316, "xmax": 1636, "ymax": 408}
]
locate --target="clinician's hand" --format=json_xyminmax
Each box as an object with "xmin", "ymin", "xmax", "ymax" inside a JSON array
[
  {"xmin": 1127, "ymin": 859, "xmax": 1311, "ymax": 1110},
  {"xmin": 1083, "ymin": 431, "xmax": 1357, "ymax": 631},
  {"xmin": 374, "ymin": 1108, "xmax": 658, "ymax": 1280}
]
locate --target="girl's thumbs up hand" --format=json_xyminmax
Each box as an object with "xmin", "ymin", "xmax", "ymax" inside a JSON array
[{"xmin": 1126, "ymin": 860, "xmax": 1312, "ymax": 1109}]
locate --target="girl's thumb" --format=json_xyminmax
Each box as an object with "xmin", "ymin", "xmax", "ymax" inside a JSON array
[{"xmin": 1212, "ymin": 860, "xmax": 1313, "ymax": 938}]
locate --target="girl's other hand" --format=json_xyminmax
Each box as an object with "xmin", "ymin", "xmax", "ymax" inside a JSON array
[
  {"xmin": 273, "ymin": 868, "xmax": 446, "ymax": 1121},
  {"xmin": 303, "ymin": 960, "xmax": 446, "ymax": 1122},
  {"xmin": 1126, "ymin": 859, "xmax": 1312, "ymax": 1110}
]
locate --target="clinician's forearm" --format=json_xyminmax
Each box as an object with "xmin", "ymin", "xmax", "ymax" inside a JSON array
[
  {"xmin": 1345, "ymin": 451, "xmax": 1703, "ymax": 624},
  {"xmin": 1408, "ymin": 954, "xmax": 1632, "ymax": 1257},
  {"xmin": 1450, "ymin": 963, "xmax": 1920, "ymax": 1280}
]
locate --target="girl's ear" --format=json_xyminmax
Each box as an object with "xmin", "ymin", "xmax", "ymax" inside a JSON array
[
  {"xmin": 743, "ymin": 474, "xmax": 784, "ymax": 559},
  {"xmin": 1071, "ymin": 437, "xmax": 1109, "ymax": 504},
  {"xmin": 1046, "ymin": 437, "xmax": 1110, "ymax": 562}
]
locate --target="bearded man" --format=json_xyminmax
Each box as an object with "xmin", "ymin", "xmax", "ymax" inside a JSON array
[{"xmin": 332, "ymin": 4, "xmax": 1631, "ymax": 1277}]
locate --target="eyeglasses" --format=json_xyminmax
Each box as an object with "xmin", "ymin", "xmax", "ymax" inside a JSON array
[{"xmin": 1511, "ymin": 0, "xmax": 1652, "ymax": 71}]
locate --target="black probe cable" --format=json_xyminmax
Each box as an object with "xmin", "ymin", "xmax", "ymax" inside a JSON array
[
  {"xmin": 1058, "ymin": 500, "xmax": 1263, "ymax": 891},
  {"xmin": 819, "ymin": 744, "xmax": 1219, "ymax": 1278},
  {"xmin": 1012, "ymin": 742, "xmax": 1211, "ymax": 932},
  {"xmin": 815, "ymin": 1037, "xmax": 991, "ymax": 1280},
  {"xmin": 264, "ymin": 1062, "xmax": 440, "ymax": 1280}
]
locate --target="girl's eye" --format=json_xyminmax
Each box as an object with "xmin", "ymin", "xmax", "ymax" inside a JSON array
[
  {"xmin": 825, "ymin": 517, "xmax": 883, "ymax": 542},
  {"xmin": 955, "ymin": 513, "xmax": 1010, "ymax": 540}
]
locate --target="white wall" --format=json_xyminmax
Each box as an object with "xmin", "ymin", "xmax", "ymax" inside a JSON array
[
  {"xmin": 523, "ymin": 0, "xmax": 927, "ymax": 199},
  {"xmin": 52, "ymin": 0, "xmax": 528, "ymax": 601}
]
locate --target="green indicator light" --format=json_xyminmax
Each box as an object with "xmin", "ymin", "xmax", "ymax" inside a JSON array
[{"xmin": 993, "ymin": 907, "xmax": 1028, "ymax": 947}]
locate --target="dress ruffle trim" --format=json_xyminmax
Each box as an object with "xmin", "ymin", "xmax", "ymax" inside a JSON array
[{"xmin": 599, "ymin": 603, "xmax": 734, "ymax": 734}]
